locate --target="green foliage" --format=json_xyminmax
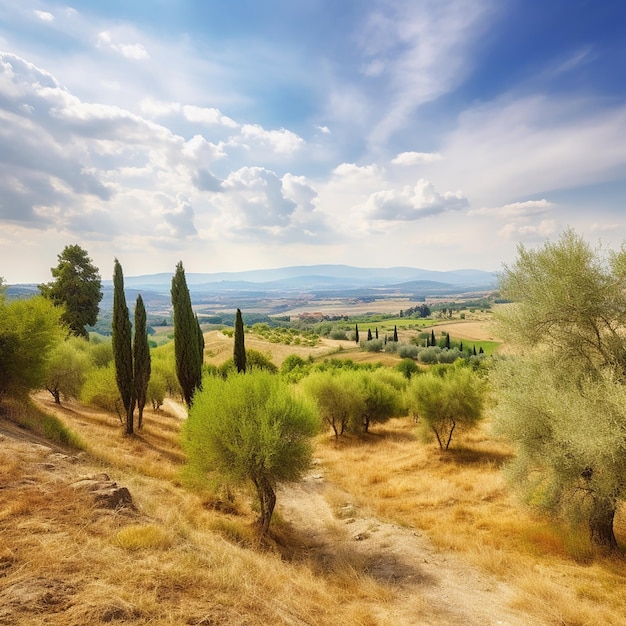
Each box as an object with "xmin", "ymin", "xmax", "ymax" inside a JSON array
[
  {"xmin": 303, "ymin": 370, "xmax": 365, "ymax": 439},
  {"xmin": 356, "ymin": 371, "xmax": 404, "ymax": 433},
  {"xmin": 495, "ymin": 229, "xmax": 626, "ymax": 549},
  {"xmin": 133, "ymin": 294, "xmax": 151, "ymax": 428},
  {"xmin": 234, "ymin": 308, "xmax": 247, "ymax": 373},
  {"xmin": 396, "ymin": 358, "xmax": 419, "ymax": 379},
  {"xmin": 39, "ymin": 244, "xmax": 102, "ymax": 339},
  {"xmin": 408, "ymin": 365, "xmax": 487, "ymax": 450},
  {"xmin": 171, "ymin": 261, "xmax": 203, "ymax": 405},
  {"xmin": 45, "ymin": 336, "xmax": 91, "ymax": 403},
  {"xmin": 88, "ymin": 339, "xmax": 114, "ymax": 367},
  {"xmin": 246, "ymin": 349, "xmax": 278, "ymax": 374},
  {"xmin": 281, "ymin": 354, "xmax": 307, "ymax": 374},
  {"xmin": 183, "ymin": 371, "xmax": 319, "ymax": 534},
  {"xmin": 361, "ymin": 338, "xmax": 383, "ymax": 352},
  {"xmin": 112, "ymin": 259, "xmax": 135, "ymax": 434},
  {"xmin": 0, "ymin": 296, "xmax": 64, "ymax": 399},
  {"xmin": 81, "ymin": 363, "xmax": 122, "ymax": 415}
]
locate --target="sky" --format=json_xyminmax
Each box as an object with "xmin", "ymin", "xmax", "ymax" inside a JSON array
[{"xmin": 1, "ymin": 0, "xmax": 626, "ymax": 283}]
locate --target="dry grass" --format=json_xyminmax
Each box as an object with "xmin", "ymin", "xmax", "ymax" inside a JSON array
[
  {"xmin": 2, "ymin": 322, "xmax": 626, "ymax": 624},
  {"xmin": 315, "ymin": 417, "xmax": 626, "ymax": 624}
]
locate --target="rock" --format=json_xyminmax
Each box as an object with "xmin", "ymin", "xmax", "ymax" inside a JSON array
[{"xmin": 71, "ymin": 474, "xmax": 135, "ymax": 510}]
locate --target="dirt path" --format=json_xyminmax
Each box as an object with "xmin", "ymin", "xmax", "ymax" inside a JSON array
[{"xmin": 278, "ymin": 470, "xmax": 531, "ymax": 626}]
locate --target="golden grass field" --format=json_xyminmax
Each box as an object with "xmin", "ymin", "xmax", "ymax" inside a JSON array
[{"xmin": 1, "ymin": 318, "xmax": 625, "ymax": 625}]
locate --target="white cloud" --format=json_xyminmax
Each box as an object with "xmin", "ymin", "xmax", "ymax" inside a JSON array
[
  {"xmin": 34, "ymin": 10, "xmax": 54, "ymax": 22},
  {"xmin": 469, "ymin": 199, "xmax": 552, "ymax": 218},
  {"xmin": 183, "ymin": 105, "xmax": 238, "ymax": 128},
  {"xmin": 364, "ymin": 179, "xmax": 468, "ymax": 221},
  {"xmin": 434, "ymin": 95, "xmax": 626, "ymax": 206},
  {"xmin": 315, "ymin": 125, "xmax": 331, "ymax": 134},
  {"xmin": 392, "ymin": 151, "xmax": 442, "ymax": 165},
  {"xmin": 140, "ymin": 98, "xmax": 181, "ymax": 118},
  {"xmin": 97, "ymin": 31, "xmax": 150, "ymax": 60},
  {"xmin": 238, "ymin": 124, "xmax": 304, "ymax": 154},
  {"xmin": 499, "ymin": 219, "xmax": 558, "ymax": 241}
]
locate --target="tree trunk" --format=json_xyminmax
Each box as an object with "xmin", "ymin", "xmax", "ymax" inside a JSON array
[
  {"xmin": 253, "ymin": 475, "xmax": 276, "ymax": 535},
  {"xmin": 589, "ymin": 499, "xmax": 618, "ymax": 550},
  {"xmin": 47, "ymin": 387, "xmax": 61, "ymax": 404}
]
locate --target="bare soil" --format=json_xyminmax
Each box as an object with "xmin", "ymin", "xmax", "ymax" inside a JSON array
[{"xmin": 278, "ymin": 471, "xmax": 529, "ymax": 626}]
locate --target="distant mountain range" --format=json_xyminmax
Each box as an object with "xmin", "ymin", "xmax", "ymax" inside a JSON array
[
  {"xmin": 8, "ymin": 266, "xmax": 498, "ymax": 317},
  {"xmin": 106, "ymin": 264, "xmax": 498, "ymax": 293}
]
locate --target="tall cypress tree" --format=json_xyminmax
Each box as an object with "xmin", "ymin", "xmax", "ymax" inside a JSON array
[
  {"xmin": 233, "ymin": 308, "xmax": 247, "ymax": 373},
  {"xmin": 112, "ymin": 259, "xmax": 135, "ymax": 435},
  {"xmin": 367, "ymin": 328, "xmax": 373, "ymax": 341},
  {"xmin": 355, "ymin": 324, "xmax": 359, "ymax": 343},
  {"xmin": 171, "ymin": 261, "xmax": 202, "ymax": 406},
  {"xmin": 445, "ymin": 332, "xmax": 451, "ymax": 349},
  {"xmin": 375, "ymin": 327, "xmax": 379, "ymax": 339},
  {"xmin": 133, "ymin": 294, "xmax": 151, "ymax": 429},
  {"xmin": 431, "ymin": 329, "xmax": 436, "ymax": 346},
  {"xmin": 393, "ymin": 325, "xmax": 398, "ymax": 342}
]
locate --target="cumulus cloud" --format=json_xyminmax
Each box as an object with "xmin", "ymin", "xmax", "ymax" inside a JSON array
[
  {"xmin": 219, "ymin": 166, "xmax": 297, "ymax": 231},
  {"xmin": 97, "ymin": 31, "xmax": 150, "ymax": 60},
  {"xmin": 183, "ymin": 105, "xmax": 238, "ymax": 128},
  {"xmin": 157, "ymin": 194, "xmax": 198, "ymax": 238},
  {"xmin": 238, "ymin": 124, "xmax": 303, "ymax": 154},
  {"xmin": 392, "ymin": 151, "xmax": 442, "ymax": 165},
  {"xmin": 364, "ymin": 179, "xmax": 468, "ymax": 221}
]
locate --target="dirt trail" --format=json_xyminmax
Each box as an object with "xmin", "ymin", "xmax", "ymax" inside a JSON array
[{"xmin": 278, "ymin": 470, "xmax": 531, "ymax": 626}]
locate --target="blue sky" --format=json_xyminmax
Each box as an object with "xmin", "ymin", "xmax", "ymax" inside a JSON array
[{"xmin": 1, "ymin": 0, "xmax": 626, "ymax": 283}]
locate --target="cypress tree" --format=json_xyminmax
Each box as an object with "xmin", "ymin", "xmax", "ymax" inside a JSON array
[
  {"xmin": 431, "ymin": 329, "xmax": 436, "ymax": 346},
  {"xmin": 196, "ymin": 314, "xmax": 205, "ymax": 367},
  {"xmin": 234, "ymin": 308, "xmax": 247, "ymax": 373},
  {"xmin": 375, "ymin": 327, "xmax": 379, "ymax": 339},
  {"xmin": 112, "ymin": 259, "xmax": 135, "ymax": 435},
  {"xmin": 393, "ymin": 325, "xmax": 398, "ymax": 342},
  {"xmin": 171, "ymin": 261, "xmax": 202, "ymax": 406},
  {"xmin": 460, "ymin": 341, "xmax": 464, "ymax": 352},
  {"xmin": 355, "ymin": 324, "xmax": 359, "ymax": 343},
  {"xmin": 445, "ymin": 332, "xmax": 451, "ymax": 349},
  {"xmin": 367, "ymin": 328, "xmax": 373, "ymax": 341},
  {"xmin": 473, "ymin": 345, "xmax": 477, "ymax": 356},
  {"xmin": 133, "ymin": 294, "xmax": 151, "ymax": 429}
]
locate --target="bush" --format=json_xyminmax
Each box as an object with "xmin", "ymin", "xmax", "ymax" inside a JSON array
[
  {"xmin": 417, "ymin": 346, "xmax": 441, "ymax": 364},
  {"xmin": 81, "ymin": 364, "xmax": 123, "ymax": 416},
  {"xmin": 330, "ymin": 328, "xmax": 348, "ymax": 340},
  {"xmin": 397, "ymin": 358, "xmax": 419, "ymax": 379},
  {"xmin": 397, "ymin": 343, "xmax": 418, "ymax": 359},
  {"xmin": 361, "ymin": 339, "xmax": 383, "ymax": 352}
]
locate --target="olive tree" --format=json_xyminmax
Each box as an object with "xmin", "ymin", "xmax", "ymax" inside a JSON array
[
  {"xmin": 408, "ymin": 365, "xmax": 487, "ymax": 450},
  {"xmin": 183, "ymin": 371, "xmax": 319, "ymax": 534},
  {"xmin": 494, "ymin": 229, "xmax": 626, "ymax": 550},
  {"xmin": 0, "ymin": 296, "xmax": 63, "ymax": 400},
  {"xmin": 303, "ymin": 370, "xmax": 364, "ymax": 439},
  {"xmin": 45, "ymin": 337, "xmax": 90, "ymax": 404}
]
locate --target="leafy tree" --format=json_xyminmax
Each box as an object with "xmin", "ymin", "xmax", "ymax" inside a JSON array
[
  {"xmin": 397, "ymin": 358, "xmax": 419, "ymax": 380},
  {"xmin": 112, "ymin": 259, "xmax": 135, "ymax": 434},
  {"xmin": 234, "ymin": 308, "xmax": 247, "ymax": 373},
  {"xmin": 39, "ymin": 244, "xmax": 102, "ymax": 339},
  {"xmin": 183, "ymin": 372, "xmax": 319, "ymax": 534},
  {"xmin": 408, "ymin": 365, "xmax": 487, "ymax": 450},
  {"xmin": 171, "ymin": 262, "xmax": 202, "ymax": 405},
  {"xmin": 81, "ymin": 363, "xmax": 122, "ymax": 414},
  {"xmin": 45, "ymin": 337, "xmax": 90, "ymax": 404},
  {"xmin": 133, "ymin": 295, "xmax": 151, "ymax": 429},
  {"xmin": 494, "ymin": 229, "xmax": 626, "ymax": 550},
  {"xmin": 355, "ymin": 372, "xmax": 403, "ymax": 433},
  {"xmin": 0, "ymin": 296, "xmax": 63, "ymax": 399},
  {"xmin": 303, "ymin": 370, "xmax": 364, "ymax": 439}
]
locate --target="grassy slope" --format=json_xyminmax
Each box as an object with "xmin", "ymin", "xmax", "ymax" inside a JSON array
[{"xmin": 1, "ymin": 324, "xmax": 626, "ymax": 624}]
